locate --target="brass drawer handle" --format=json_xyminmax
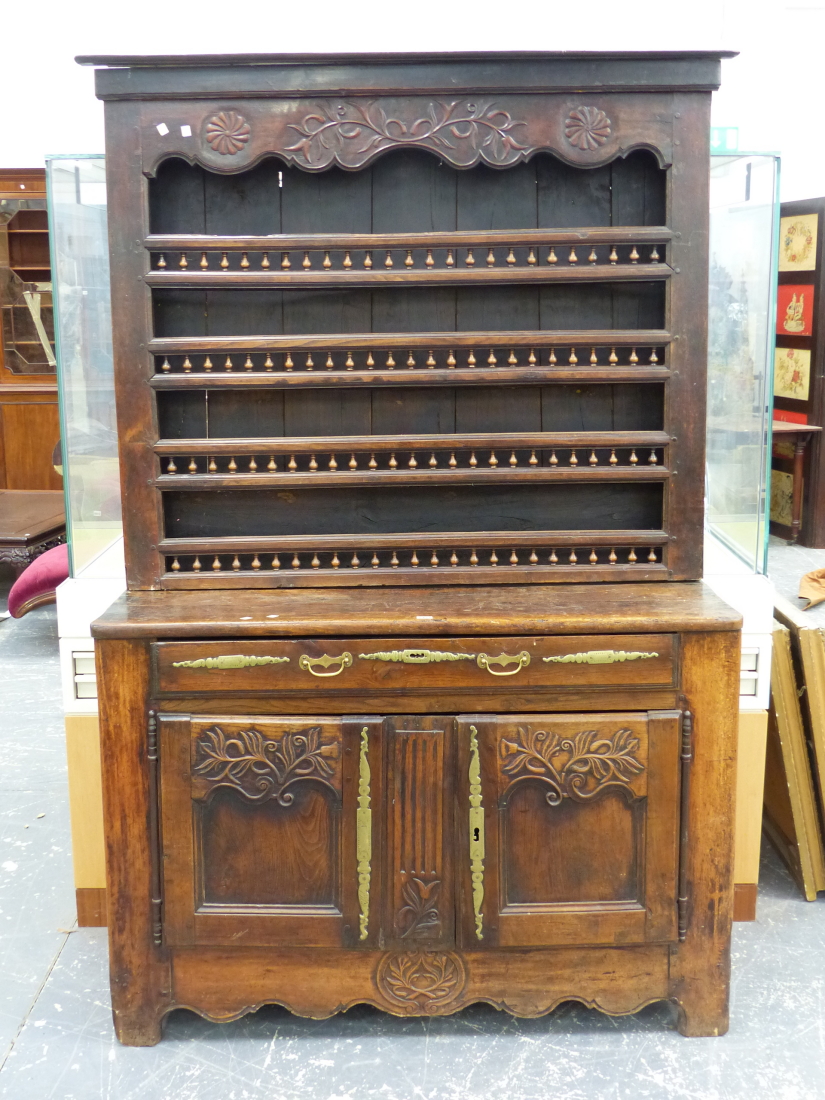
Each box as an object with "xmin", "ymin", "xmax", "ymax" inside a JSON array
[
  {"xmin": 359, "ymin": 648, "xmax": 475, "ymax": 664},
  {"xmin": 171, "ymin": 654, "xmax": 290, "ymax": 670},
  {"xmin": 299, "ymin": 652, "xmax": 353, "ymax": 677},
  {"xmin": 476, "ymin": 651, "xmax": 530, "ymax": 676},
  {"xmin": 543, "ymin": 650, "xmax": 659, "ymax": 665}
]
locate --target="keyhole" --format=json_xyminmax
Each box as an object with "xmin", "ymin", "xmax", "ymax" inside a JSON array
[{"xmin": 473, "ymin": 827, "xmax": 480, "ymax": 842}]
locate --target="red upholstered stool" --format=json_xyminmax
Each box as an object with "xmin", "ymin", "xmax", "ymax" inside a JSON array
[{"xmin": 7, "ymin": 543, "xmax": 69, "ymax": 618}]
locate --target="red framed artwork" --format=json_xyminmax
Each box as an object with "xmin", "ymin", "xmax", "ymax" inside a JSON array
[{"xmin": 777, "ymin": 284, "xmax": 815, "ymax": 336}]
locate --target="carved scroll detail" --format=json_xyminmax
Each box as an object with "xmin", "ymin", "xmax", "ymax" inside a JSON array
[
  {"xmin": 500, "ymin": 725, "xmax": 644, "ymax": 804},
  {"xmin": 357, "ymin": 726, "xmax": 371, "ymax": 941},
  {"xmin": 376, "ymin": 950, "xmax": 467, "ymax": 1013},
  {"xmin": 193, "ymin": 724, "xmax": 339, "ymax": 804},
  {"xmin": 172, "ymin": 654, "xmax": 289, "ymax": 670},
  {"xmin": 359, "ymin": 649, "xmax": 474, "ymax": 664},
  {"xmin": 468, "ymin": 725, "xmax": 485, "ymax": 941},
  {"xmin": 284, "ymin": 100, "xmax": 530, "ymax": 169},
  {"xmin": 542, "ymin": 650, "xmax": 659, "ymax": 665}
]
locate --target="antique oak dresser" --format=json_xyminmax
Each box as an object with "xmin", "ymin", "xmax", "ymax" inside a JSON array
[{"xmin": 81, "ymin": 50, "xmax": 741, "ymax": 1044}]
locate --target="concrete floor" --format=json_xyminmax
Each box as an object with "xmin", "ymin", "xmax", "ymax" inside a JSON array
[{"xmin": 2, "ymin": 547, "xmax": 825, "ymax": 1099}]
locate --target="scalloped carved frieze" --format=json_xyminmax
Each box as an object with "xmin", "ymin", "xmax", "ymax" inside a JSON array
[{"xmin": 140, "ymin": 95, "xmax": 674, "ymax": 175}]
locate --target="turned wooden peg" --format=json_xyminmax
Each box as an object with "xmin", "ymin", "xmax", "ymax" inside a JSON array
[
  {"xmin": 450, "ymin": 551, "xmax": 459, "ymax": 566},
  {"xmin": 446, "ymin": 248, "xmax": 455, "ymax": 266},
  {"xmin": 609, "ymin": 246, "xmax": 619, "ymax": 264},
  {"xmin": 179, "ymin": 252, "xmax": 188, "ymax": 269},
  {"xmin": 302, "ymin": 251, "xmax": 311, "ymax": 268},
  {"xmin": 166, "ymin": 457, "xmax": 177, "ymax": 473},
  {"xmin": 366, "ymin": 352, "xmax": 375, "ymax": 368},
  {"xmin": 425, "ymin": 248, "xmax": 434, "ymax": 267},
  {"xmin": 510, "ymin": 549, "xmax": 519, "ymax": 565},
  {"xmin": 430, "ymin": 551, "xmax": 439, "ymax": 567},
  {"xmin": 650, "ymin": 246, "xmax": 660, "ymax": 263},
  {"xmin": 447, "ymin": 350, "xmax": 456, "ymax": 367},
  {"xmin": 203, "ymin": 356, "xmax": 212, "ymax": 371},
  {"xmin": 609, "ymin": 347, "xmax": 618, "ymax": 364},
  {"xmin": 529, "ymin": 549, "xmax": 538, "ymax": 564},
  {"xmin": 465, "ymin": 248, "xmax": 475, "ymax": 266},
  {"xmin": 325, "ymin": 353, "xmax": 335, "ymax": 370},
  {"xmin": 589, "ymin": 549, "xmax": 598, "ymax": 564},
  {"xmin": 588, "ymin": 248, "xmax": 598, "ymax": 264},
  {"xmin": 549, "ymin": 451, "xmax": 558, "ymax": 466},
  {"xmin": 467, "ymin": 350, "xmax": 477, "ymax": 367},
  {"xmin": 368, "ymin": 453, "xmax": 377, "ymax": 470},
  {"xmin": 199, "ymin": 252, "xmax": 208, "ymax": 269},
  {"xmin": 569, "ymin": 549, "xmax": 578, "ymax": 564},
  {"xmin": 569, "ymin": 450, "xmax": 578, "ymax": 466},
  {"xmin": 547, "ymin": 349, "xmax": 555, "ymax": 365},
  {"xmin": 349, "ymin": 454, "xmax": 358, "ymax": 470},
  {"xmin": 224, "ymin": 356, "xmax": 233, "ymax": 371},
  {"xmin": 345, "ymin": 352, "xmax": 355, "ymax": 369},
  {"xmin": 261, "ymin": 252, "xmax": 270, "ymax": 269},
  {"xmin": 364, "ymin": 251, "xmax": 373, "ymax": 269},
  {"xmin": 489, "ymin": 450, "xmax": 498, "ymax": 467},
  {"xmin": 649, "ymin": 348, "xmax": 659, "ymax": 364},
  {"xmin": 264, "ymin": 354, "xmax": 274, "ymax": 371},
  {"xmin": 529, "ymin": 450, "xmax": 538, "ymax": 466},
  {"xmin": 220, "ymin": 251, "xmax": 229, "ymax": 269},
  {"xmin": 389, "ymin": 453, "xmax": 398, "ymax": 469},
  {"xmin": 547, "ymin": 247, "xmax": 558, "ymax": 264},
  {"xmin": 609, "ymin": 548, "xmax": 617, "ymax": 564},
  {"xmin": 305, "ymin": 354, "xmax": 314, "ymax": 370},
  {"xmin": 171, "ymin": 557, "xmax": 181, "ymax": 571},
  {"xmin": 629, "ymin": 348, "xmax": 639, "ymax": 365},
  {"xmin": 268, "ymin": 456, "xmax": 277, "ymax": 471},
  {"xmin": 271, "ymin": 554, "xmax": 281, "ymax": 569},
  {"xmin": 568, "ymin": 348, "xmax": 578, "ymax": 365},
  {"xmin": 470, "ymin": 549, "xmax": 479, "ymax": 565},
  {"xmin": 161, "ymin": 357, "xmax": 171, "ymax": 373},
  {"xmin": 343, "ymin": 250, "xmax": 352, "ymax": 269},
  {"xmin": 386, "ymin": 352, "xmax": 396, "ymax": 368},
  {"xmin": 313, "ymin": 554, "xmax": 322, "ymax": 568},
  {"xmin": 384, "ymin": 250, "xmax": 393, "ymax": 268},
  {"xmin": 629, "ymin": 450, "xmax": 638, "ymax": 465},
  {"xmin": 449, "ymin": 452, "xmax": 457, "ymax": 468},
  {"xmin": 589, "ymin": 450, "xmax": 598, "ymax": 465},
  {"xmin": 212, "ymin": 555, "xmax": 222, "ymax": 571},
  {"xmin": 281, "ymin": 252, "xmax": 291, "ymax": 269},
  {"xmin": 426, "ymin": 351, "xmax": 436, "ymax": 368},
  {"xmin": 228, "ymin": 456, "xmax": 237, "ymax": 472},
  {"xmin": 410, "ymin": 551, "xmax": 420, "ymax": 567},
  {"xmin": 288, "ymin": 454, "xmax": 298, "ymax": 471},
  {"xmin": 509, "ymin": 451, "xmax": 518, "ymax": 467},
  {"xmin": 490, "ymin": 550, "xmax": 499, "ymax": 565},
  {"xmin": 407, "ymin": 351, "xmax": 416, "ymax": 368},
  {"xmin": 629, "ymin": 246, "xmax": 640, "ymax": 264},
  {"xmin": 240, "ymin": 252, "xmax": 250, "ymax": 269},
  {"xmin": 648, "ymin": 450, "xmax": 658, "ymax": 465},
  {"xmin": 182, "ymin": 356, "xmax": 192, "ymax": 372},
  {"xmin": 192, "ymin": 556, "xmax": 201, "ymax": 572},
  {"xmin": 408, "ymin": 453, "xmax": 418, "ymax": 469},
  {"xmin": 322, "ymin": 251, "xmax": 332, "ymax": 269},
  {"xmin": 469, "ymin": 452, "xmax": 478, "ymax": 468},
  {"xmin": 488, "ymin": 350, "xmax": 497, "ymax": 366},
  {"xmin": 156, "ymin": 253, "xmax": 167, "ymax": 268},
  {"xmin": 508, "ymin": 349, "xmax": 518, "ymax": 365},
  {"xmin": 648, "ymin": 548, "xmax": 658, "ymax": 562},
  {"xmin": 284, "ymin": 353, "xmax": 294, "ymax": 370},
  {"xmin": 429, "ymin": 453, "xmax": 438, "ymax": 468},
  {"xmin": 328, "ymin": 455, "xmax": 338, "ymax": 471},
  {"xmin": 527, "ymin": 248, "xmax": 537, "ymax": 265},
  {"xmin": 371, "ymin": 553, "xmax": 380, "ymax": 568},
  {"xmin": 609, "ymin": 449, "xmax": 618, "ymax": 465},
  {"xmin": 330, "ymin": 553, "xmax": 339, "ymax": 569},
  {"xmin": 244, "ymin": 355, "xmax": 254, "ymax": 370},
  {"xmin": 188, "ymin": 457, "xmax": 197, "ymax": 473},
  {"xmin": 568, "ymin": 247, "xmax": 578, "ymax": 264},
  {"xmin": 549, "ymin": 549, "xmax": 558, "ymax": 564},
  {"xmin": 390, "ymin": 551, "xmax": 399, "ymax": 568},
  {"xmin": 487, "ymin": 247, "xmax": 496, "ymax": 266},
  {"xmin": 590, "ymin": 348, "xmax": 598, "ymax": 365},
  {"xmin": 208, "ymin": 457, "xmax": 217, "ymax": 472},
  {"xmin": 628, "ymin": 548, "xmax": 638, "ymax": 563},
  {"xmin": 404, "ymin": 250, "xmax": 414, "ymax": 267},
  {"xmin": 292, "ymin": 553, "xmax": 301, "ymax": 569},
  {"xmin": 506, "ymin": 248, "xmax": 516, "ymax": 265}
]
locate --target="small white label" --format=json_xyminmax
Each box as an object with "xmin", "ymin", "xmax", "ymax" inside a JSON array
[
  {"xmin": 416, "ymin": 615, "xmax": 434, "ymax": 620},
  {"xmin": 239, "ymin": 616, "xmax": 253, "ymax": 621},
  {"xmin": 156, "ymin": 123, "xmax": 170, "ymax": 136},
  {"xmin": 180, "ymin": 124, "xmax": 192, "ymax": 137},
  {"xmin": 266, "ymin": 614, "xmax": 279, "ymax": 619}
]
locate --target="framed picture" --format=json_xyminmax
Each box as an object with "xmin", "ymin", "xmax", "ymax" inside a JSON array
[
  {"xmin": 779, "ymin": 214, "xmax": 819, "ymax": 272},
  {"xmin": 774, "ymin": 346, "xmax": 812, "ymax": 401},
  {"xmin": 777, "ymin": 284, "xmax": 815, "ymax": 336}
]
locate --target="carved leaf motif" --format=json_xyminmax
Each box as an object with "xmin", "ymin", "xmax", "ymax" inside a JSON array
[
  {"xmin": 205, "ymin": 111, "xmax": 251, "ymax": 155},
  {"xmin": 499, "ymin": 725, "xmax": 643, "ymax": 804},
  {"xmin": 284, "ymin": 99, "xmax": 529, "ymax": 169},
  {"xmin": 398, "ymin": 877, "xmax": 441, "ymax": 939},
  {"xmin": 564, "ymin": 106, "xmax": 612, "ymax": 151},
  {"xmin": 376, "ymin": 950, "xmax": 466, "ymax": 1012},
  {"xmin": 194, "ymin": 724, "xmax": 338, "ymax": 804}
]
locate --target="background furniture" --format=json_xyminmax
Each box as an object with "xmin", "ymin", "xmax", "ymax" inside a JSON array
[
  {"xmin": 0, "ymin": 489, "xmax": 65, "ymax": 576},
  {"xmin": 771, "ymin": 422, "xmax": 822, "ymax": 543},
  {"xmin": 83, "ymin": 50, "xmax": 740, "ymax": 1044}
]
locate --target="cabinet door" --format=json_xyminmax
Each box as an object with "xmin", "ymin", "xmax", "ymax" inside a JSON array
[
  {"xmin": 159, "ymin": 714, "xmax": 381, "ymax": 947},
  {"xmin": 456, "ymin": 711, "xmax": 682, "ymax": 948}
]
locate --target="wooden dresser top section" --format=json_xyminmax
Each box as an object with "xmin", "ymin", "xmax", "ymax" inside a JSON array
[{"xmin": 91, "ymin": 582, "xmax": 741, "ymax": 640}]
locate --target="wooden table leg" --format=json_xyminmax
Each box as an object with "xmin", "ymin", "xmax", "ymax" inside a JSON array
[{"xmin": 791, "ymin": 437, "xmax": 808, "ymax": 543}]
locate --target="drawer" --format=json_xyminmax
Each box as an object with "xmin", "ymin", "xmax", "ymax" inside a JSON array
[{"xmin": 154, "ymin": 635, "xmax": 676, "ymax": 694}]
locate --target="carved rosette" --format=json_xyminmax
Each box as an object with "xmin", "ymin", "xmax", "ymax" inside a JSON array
[
  {"xmin": 205, "ymin": 111, "xmax": 251, "ymax": 155},
  {"xmin": 376, "ymin": 950, "xmax": 467, "ymax": 1013},
  {"xmin": 500, "ymin": 725, "xmax": 644, "ymax": 804},
  {"xmin": 564, "ymin": 106, "xmax": 612, "ymax": 151}
]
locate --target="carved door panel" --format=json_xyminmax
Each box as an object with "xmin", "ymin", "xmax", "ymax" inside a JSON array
[
  {"xmin": 381, "ymin": 717, "xmax": 456, "ymax": 949},
  {"xmin": 455, "ymin": 711, "xmax": 682, "ymax": 949},
  {"xmin": 159, "ymin": 714, "xmax": 382, "ymax": 947}
]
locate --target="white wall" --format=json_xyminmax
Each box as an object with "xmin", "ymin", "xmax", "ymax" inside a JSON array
[{"xmin": 3, "ymin": 0, "xmax": 823, "ymax": 202}]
